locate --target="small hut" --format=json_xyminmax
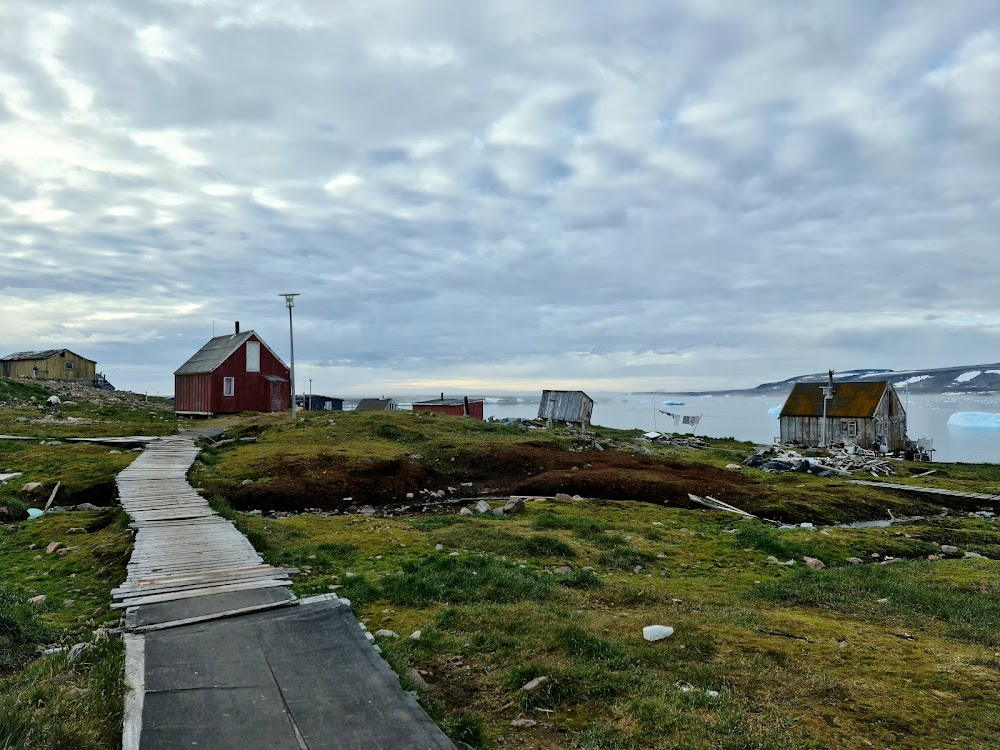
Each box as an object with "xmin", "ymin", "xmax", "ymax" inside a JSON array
[
  {"xmin": 412, "ymin": 395, "xmax": 484, "ymax": 420},
  {"xmin": 779, "ymin": 375, "xmax": 907, "ymax": 451},
  {"xmin": 537, "ymin": 390, "xmax": 594, "ymax": 428},
  {"xmin": 355, "ymin": 398, "xmax": 397, "ymax": 412},
  {"xmin": 1, "ymin": 349, "xmax": 97, "ymax": 383}
]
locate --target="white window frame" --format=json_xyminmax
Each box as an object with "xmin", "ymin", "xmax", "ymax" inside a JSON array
[
  {"xmin": 246, "ymin": 341, "xmax": 260, "ymax": 373},
  {"xmin": 847, "ymin": 420, "xmax": 857, "ymax": 437},
  {"xmin": 223, "ymin": 377, "xmax": 235, "ymax": 397}
]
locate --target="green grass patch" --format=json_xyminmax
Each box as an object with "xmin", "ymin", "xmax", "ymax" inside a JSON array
[
  {"xmin": 597, "ymin": 545, "xmax": 654, "ymax": 570},
  {"xmin": 734, "ymin": 523, "xmax": 825, "ymax": 560},
  {"xmin": 433, "ymin": 523, "xmax": 576, "ymax": 559},
  {"xmin": 0, "ymin": 584, "xmax": 57, "ymax": 669}
]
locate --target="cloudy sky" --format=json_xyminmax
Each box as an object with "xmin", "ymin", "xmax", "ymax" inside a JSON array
[{"xmin": 2, "ymin": 1, "xmax": 999, "ymax": 396}]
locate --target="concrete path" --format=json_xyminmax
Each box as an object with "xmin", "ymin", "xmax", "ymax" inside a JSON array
[{"xmin": 118, "ymin": 437, "xmax": 455, "ymax": 750}]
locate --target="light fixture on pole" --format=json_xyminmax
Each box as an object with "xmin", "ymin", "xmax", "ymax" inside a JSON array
[{"xmin": 280, "ymin": 293, "xmax": 300, "ymax": 420}]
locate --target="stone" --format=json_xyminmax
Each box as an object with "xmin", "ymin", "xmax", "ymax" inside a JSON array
[
  {"xmin": 765, "ymin": 556, "xmax": 780, "ymax": 564},
  {"xmin": 241, "ymin": 479, "xmax": 253, "ymax": 486},
  {"xmin": 803, "ymin": 557, "xmax": 826, "ymax": 571},
  {"xmin": 436, "ymin": 490, "xmax": 446, "ymax": 498},
  {"xmin": 435, "ymin": 544, "xmax": 443, "ymax": 550},
  {"xmin": 375, "ymin": 629, "xmax": 399, "ymax": 639},
  {"xmin": 519, "ymin": 676, "xmax": 551, "ymax": 694},
  {"xmin": 493, "ymin": 508, "xmax": 505, "ymax": 518},
  {"xmin": 57, "ymin": 547, "xmax": 78, "ymax": 557},
  {"xmin": 29, "ymin": 594, "xmax": 46, "ymax": 606},
  {"xmin": 75, "ymin": 503, "xmax": 101, "ymax": 511},
  {"xmin": 409, "ymin": 630, "xmax": 422, "ymax": 640},
  {"xmin": 459, "ymin": 507, "xmax": 473, "ymax": 516},
  {"xmin": 940, "ymin": 545, "xmax": 959, "ymax": 555},
  {"xmin": 407, "ymin": 668, "xmax": 429, "ymax": 690},
  {"xmin": 643, "ymin": 625, "xmax": 674, "ymax": 641},
  {"xmin": 67, "ymin": 642, "xmax": 90, "ymax": 663},
  {"xmin": 927, "ymin": 554, "xmax": 943, "ymax": 561},
  {"xmin": 964, "ymin": 551, "xmax": 987, "ymax": 559},
  {"xmin": 725, "ymin": 463, "xmax": 743, "ymax": 470},
  {"xmin": 406, "ymin": 492, "xmax": 414, "ymax": 499},
  {"xmin": 66, "ymin": 527, "xmax": 87, "ymax": 535},
  {"xmin": 847, "ymin": 557, "xmax": 863, "ymax": 565},
  {"xmin": 46, "ymin": 395, "xmax": 61, "ymax": 406},
  {"xmin": 449, "ymin": 551, "xmax": 459, "ymax": 557},
  {"xmin": 108, "ymin": 449, "xmax": 122, "ymax": 454},
  {"xmin": 555, "ymin": 493, "xmax": 572, "ymax": 501},
  {"xmin": 61, "ymin": 401, "xmax": 77, "ymax": 407},
  {"xmin": 357, "ymin": 505, "xmax": 377, "ymax": 516},
  {"xmin": 502, "ymin": 498, "xmax": 526, "ymax": 514},
  {"xmin": 474, "ymin": 500, "xmax": 491, "ymax": 514},
  {"xmin": 799, "ymin": 522, "xmax": 814, "ymax": 528},
  {"xmin": 510, "ymin": 719, "xmax": 537, "ymax": 728},
  {"xmin": 633, "ymin": 565, "xmax": 644, "ymax": 573},
  {"xmin": 553, "ymin": 566, "xmax": 573, "ymax": 574},
  {"xmin": 22, "ymin": 482, "xmax": 42, "ymax": 493},
  {"xmin": 45, "ymin": 541, "xmax": 64, "ymax": 554},
  {"xmin": 63, "ymin": 599, "xmax": 75, "ymax": 608}
]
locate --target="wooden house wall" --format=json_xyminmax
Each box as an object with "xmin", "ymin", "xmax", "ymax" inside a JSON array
[
  {"xmin": 174, "ymin": 374, "xmax": 213, "ymax": 415},
  {"xmin": 412, "ymin": 401, "xmax": 485, "ymax": 420},
  {"xmin": 538, "ymin": 391, "xmax": 594, "ymax": 424},
  {"xmin": 3, "ymin": 353, "xmax": 96, "ymax": 381},
  {"xmin": 779, "ymin": 385, "xmax": 907, "ymax": 450},
  {"xmin": 208, "ymin": 335, "xmax": 290, "ymax": 414}
]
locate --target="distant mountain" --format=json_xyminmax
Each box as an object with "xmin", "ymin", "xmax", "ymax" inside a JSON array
[
  {"xmin": 760, "ymin": 364, "xmax": 1000, "ymax": 394},
  {"xmin": 678, "ymin": 364, "xmax": 1000, "ymax": 396}
]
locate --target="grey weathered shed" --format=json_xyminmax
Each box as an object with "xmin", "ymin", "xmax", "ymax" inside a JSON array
[
  {"xmin": 355, "ymin": 398, "xmax": 397, "ymax": 412},
  {"xmin": 537, "ymin": 390, "xmax": 594, "ymax": 427}
]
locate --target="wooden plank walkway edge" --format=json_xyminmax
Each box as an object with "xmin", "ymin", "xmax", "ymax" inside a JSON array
[{"xmin": 849, "ymin": 480, "xmax": 1000, "ymax": 502}]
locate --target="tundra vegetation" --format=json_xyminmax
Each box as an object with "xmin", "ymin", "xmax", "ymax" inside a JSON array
[{"xmin": 1, "ymin": 383, "xmax": 998, "ymax": 749}]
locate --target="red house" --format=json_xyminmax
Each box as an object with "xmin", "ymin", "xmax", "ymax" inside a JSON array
[
  {"xmin": 174, "ymin": 324, "xmax": 290, "ymax": 416},
  {"xmin": 412, "ymin": 396, "xmax": 484, "ymax": 420}
]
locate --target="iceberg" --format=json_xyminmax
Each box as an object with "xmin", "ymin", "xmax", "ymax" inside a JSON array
[
  {"xmin": 767, "ymin": 406, "xmax": 782, "ymax": 415},
  {"xmin": 947, "ymin": 412, "xmax": 1000, "ymax": 430},
  {"xmin": 662, "ymin": 400, "xmax": 685, "ymax": 406}
]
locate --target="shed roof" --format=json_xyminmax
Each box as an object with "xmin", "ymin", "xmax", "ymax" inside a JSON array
[
  {"xmin": 413, "ymin": 398, "xmax": 484, "ymax": 406},
  {"xmin": 779, "ymin": 381, "xmax": 891, "ymax": 418},
  {"xmin": 355, "ymin": 398, "xmax": 396, "ymax": 411},
  {"xmin": 174, "ymin": 331, "xmax": 287, "ymax": 376},
  {"xmin": 2, "ymin": 349, "xmax": 92, "ymax": 362}
]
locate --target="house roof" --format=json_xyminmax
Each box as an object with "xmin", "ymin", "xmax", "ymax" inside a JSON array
[
  {"xmin": 413, "ymin": 398, "xmax": 484, "ymax": 406},
  {"xmin": 780, "ymin": 381, "xmax": 891, "ymax": 418},
  {"xmin": 355, "ymin": 398, "xmax": 395, "ymax": 411},
  {"xmin": 174, "ymin": 331, "xmax": 288, "ymax": 376},
  {"xmin": 2, "ymin": 349, "xmax": 91, "ymax": 362}
]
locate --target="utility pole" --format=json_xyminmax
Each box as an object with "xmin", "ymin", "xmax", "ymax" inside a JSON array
[
  {"xmin": 820, "ymin": 369, "xmax": 834, "ymax": 448},
  {"xmin": 280, "ymin": 293, "xmax": 300, "ymax": 420}
]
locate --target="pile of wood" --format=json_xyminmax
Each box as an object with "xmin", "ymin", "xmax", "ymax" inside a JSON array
[
  {"xmin": 638, "ymin": 432, "xmax": 710, "ymax": 450},
  {"xmin": 744, "ymin": 446, "xmax": 899, "ymax": 477}
]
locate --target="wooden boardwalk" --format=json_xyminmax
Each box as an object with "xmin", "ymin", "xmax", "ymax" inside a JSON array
[
  {"xmin": 113, "ymin": 437, "xmax": 295, "ymax": 629},
  {"xmin": 850, "ymin": 480, "xmax": 1000, "ymax": 502}
]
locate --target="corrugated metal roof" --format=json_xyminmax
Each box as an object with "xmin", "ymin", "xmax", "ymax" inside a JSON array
[
  {"xmin": 355, "ymin": 398, "xmax": 396, "ymax": 411},
  {"xmin": 2, "ymin": 349, "xmax": 90, "ymax": 362},
  {"xmin": 174, "ymin": 331, "xmax": 287, "ymax": 376},
  {"xmin": 780, "ymin": 381, "xmax": 890, "ymax": 418}
]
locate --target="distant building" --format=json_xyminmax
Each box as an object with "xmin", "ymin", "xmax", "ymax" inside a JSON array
[
  {"xmin": 298, "ymin": 395, "xmax": 344, "ymax": 411},
  {"xmin": 537, "ymin": 390, "xmax": 594, "ymax": 428},
  {"xmin": 1, "ymin": 349, "xmax": 97, "ymax": 383},
  {"xmin": 355, "ymin": 398, "xmax": 397, "ymax": 412},
  {"xmin": 173, "ymin": 323, "xmax": 290, "ymax": 416},
  {"xmin": 412, "ymin": 395, "xmax": 484, "ymax": 420},
  {"xmin": 779, "ymin": 376, "xmax": 907, "ymax": 451}
]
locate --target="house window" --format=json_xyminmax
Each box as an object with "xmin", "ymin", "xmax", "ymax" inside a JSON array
[
  {"xmin": 65, "ymin": 361, "xmax": 74, "ymax": 371},
  {"xmin": 246, "ymin": 341, "xmax": 260, "ymax": 373},
  {"xmin": 223, "ymin": 377, "xmax": 235, "ymax": 397},
  {"xmin": 847, "ymin": 420, "xmax": 857, "ymax": 437}
]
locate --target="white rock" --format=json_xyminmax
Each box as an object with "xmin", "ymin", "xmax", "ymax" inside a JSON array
[
  {"xmin": 510, "ymin": 719, "xmax": 537, "ymax": 728},
  {"xmin": 459, "ymin": 507, "xmax": 474, "ymax": 516},
  {"xmin": 375, "ymin": 629, "xmax": 399, "ymax": 639},
  {"xmin": 643, "ymin": 625, "xmax": 674, "ymax": 641},
  {"xmin": 940, "ymin": 545, "xmax": 959, "ymax": 555},
  {"xmin": 409, "ymin": 630, "xmax": 422, "ymax": 640},
  {"xmin": 475, "ymin": 500, "xmax": 491, "ymax": 514},
  {"xmin": 435, "ymin": 544, "xmax": 443, "ymax": 550},
  {"xmin": 800, "ymin": 522, "xmax": 814, "ymax": 528}
]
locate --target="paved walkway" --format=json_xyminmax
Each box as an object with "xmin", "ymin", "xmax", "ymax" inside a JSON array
[
  {"xmin": 118, "ymin": 437, "xmax": 455, "ymax": 750},
  {"xmin": 849, "ymin": 479, "xmax": 1000, "ymax": 503}
]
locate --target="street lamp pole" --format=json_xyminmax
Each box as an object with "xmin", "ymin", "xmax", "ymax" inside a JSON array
[{"xmin": 280, "ymin": 293, "xmax": 300, "ymax": 420}]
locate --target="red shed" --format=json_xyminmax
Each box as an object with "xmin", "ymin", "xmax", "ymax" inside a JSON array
[
  {"xmin": 174, "ymin": 325, "xmax": 290, "ymax": 416},
  {"xmin": 412, "ymin": 396, "xmax": 484, "ymax": 420}
]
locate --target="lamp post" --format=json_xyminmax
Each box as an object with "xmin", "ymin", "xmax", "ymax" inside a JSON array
[{"xmin": 280, "ymin": 293, "xmax": 299, "ymax": 420}]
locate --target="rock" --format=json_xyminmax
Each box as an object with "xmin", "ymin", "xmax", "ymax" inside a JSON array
[
  {"xmin": 927, "ymin": 553, "xmax": 943, "ymax": 561},
  {"xmin": 877, "ymin": 597, "xmax": 889, "ymax": 604},
  {"xmin": 459, "ymin": 507, "xmax": 474, "ymax": 516},
  {"xmin": 75, "ymin": 503, "xmax": 101, "ymax": 511},
  {"xmin": 66, "ymin": 527, "xmax": 87, "ymax": 535},
  {"xmin": 406, "ymin": 492, "xmax": 414, "ymax": 499},
  {"xmin": 56, "ymin": 547, "xmax": 78, "ymax": 557},
  {"xmin": 67, "ymin": 642, "xmax": 89, "ymax": 664},
  {"xmin": 643, "ymin": 625, "xmax": 674, "ymax": 641},
  {"xmin": 63, "ymin": 599, "xmax": 75, "ymax": 608},
  {"xmin": 510, "ymin": 719, "xmax": 537, "ymax": 728},
  {"xmin": 449, "ymin": 551, "xmax": 459, "ymax": 557},
  {"xmin": 375, "ymin": 629, "xmax": 399, "ymax": 639},
  {"xmin": 555, "ymin": 493, "xmax": 572, "ymax": 501},
  {"xmin": 519, "ymin": 676, "xmax": 551, "ymax": 694},
  {"xmin": 474, "ymin": 500, "xmax": 491, "ymax": 514},
  {"xmin": 435, "ymin": 490, "xmax": 446, "ymax": 498},
  {"xmin": 871, "ymin": 553, "xmax": 881, "ymax": 559},
  {"xmin": 407, "ymin": 668, "xmax": 429, "ymax": 690},
  {"xmin": 799, "ymin": 522, "xmax": 814, "ymax": 529},
  {"xmin": 553, "ymin": 566, "xmax": 573, "ymax": 574},
  {"xmin": 46, "ymin": 396, "xmax": 61, "ymax": 406},
  {"xmin": 803, "ymin": 557, "xmax": 826, "ymax": 571},
  {"xmin": 46, "ymin": 541, "xmax": 64, "ymax": 555},
  {"xmin": 940, "ymin": 545, "xmax": 959, "ymax": 555},
  {"xmin": 435, "ymin": 544, "xmax": 443, "ymax": 550},
  {"xmin": 765, "ymin": 556, "xmax": 780, "ymax": 564},
  {"xmin": 502, "ymin": 498, "xmax": 526, "ymax": 514},
  {"xmin": 964, "ymin": 551, "xmax": 987, "ymax": 559},
  {"xmin": 22, "ymin": 482, "xmax": 43, "ymax": 493},
  {"xmin": 847, "ymin": 557, "xmax": 863, "ymax": 565},
  {"xmin": 61, "ymin": 401, "xmax": 77, "ymax": 407},
  {"xmin": 29, "ymin": 594, "xmax": 46, "ymax": 606},
  {"xmin": 725, "ymin": 464, "xmax": 743, "ymax": 471},
  {"xmin": 93, "ymin": 628, "xmax": 109, "ymax": 642},
  {"xmin": 409, "ymin": 630, "xmax": 422, "ymax": 640},
  {"xmin": 357, "ymin": 505, "xmax": 376, "ymax": 516},
  {"xmin": 633, "ymin": 565, "xmax": 644, "ymax": 573},
  {"xmin": 241, "ymin": 479, "xmax": 253, "ymax": 486},
  {"xmin": 493, "ymin": 508, "xmax": 505, "ymax": 518}
]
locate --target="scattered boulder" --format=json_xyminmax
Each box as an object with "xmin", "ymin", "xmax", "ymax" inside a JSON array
[
  {"xmin": 56, "ymin": 547, "xmax": 78, "ymax": 557},
  {"xmin": 357, "ymin": 505, "xmax": 377, "ymax": 516},
  {"xmin": 75, "ymin": 503, "xmax": 102, "ymax": 511},
  {"xmin": 66, "ymin": 527, "xmax": 87, "ymax": 535},
  {"xmin": 375, "ymin": 629, "xmax": 399, "ymax": 639},
  {"xmin": 803, "ymin": 557, "xmax": 826, "ymax": 571},
  {"xmin": 29, "ymin": 594, "xmax": 46, "ymax": 606},
  {"xmin": 409, "ymin": 630, "xmax": 422, "ymax": 640},
  {"xmin": 67, "ymin": 642, "xmax": 89, "ymax": 664},
  {"xmin": 510, "ymin": 719, "xmax": 537, "ymax": 729},
  {"xmin": 555, "ymin": 493, "xmax": 572, "ymax": 501},
  {"xmin": 964, "ymin": 551, "xmax": 987, "ymax": 559},
  {"xmin": 502, "ymin": 498, "xmax": 526, "ymax": 514},
  {"xmin": 474, "ymin": 500, "xmax": 491, "ymax": 514},
  {"xmin": 846, "ymin": 557, "xmax": 863, "ymax": 565},
  {"xmin": 459, "ymin": 507, "xmax": 474, "ymax": 516},
  {"xmin": 493, "ymin": 508, "xmax": 505, "ymax": 518},
  {"xmin": 45, "ymin": 541, "xmax": 64, "ymax": 555},
  {"xmin": 22, "ymin": 482, "xmax": 43, "ymax": 493},
  {"xmin": 519, "ymin": 676, "xmax": 551, "ymax": 694},
  {"xmin": 643, "ymin": 625, "xmax": 674, "ymax": 642},
  {"xmin": 553, "ymin": 566, "xmax": 573, "ymax": 575},
  {"xmin": 46, "ymin": 396, "xmax": 61, "ymax": 406},
  {"xmin": 406, "ymin": 668, "xmax": 429, "ymax": 690},
  {"xmin": 940, "ymin": 545, "xmax": 959, "ymax": 555}
]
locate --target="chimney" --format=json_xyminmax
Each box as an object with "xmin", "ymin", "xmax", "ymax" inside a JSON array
[
  {"xmin": 463, "ymin": 396, "xmax": 470, "ymax": 417},
  {"xmin": 235, "ymin": 321, "xmax": 240, "ymax": 334},
  {"xmin": 441, "ymin": 392, "xmax": 444, "ymax": 401},
  {"xmin": 828, "ymin": 369, "xmax": 834, "ymax": 393}
]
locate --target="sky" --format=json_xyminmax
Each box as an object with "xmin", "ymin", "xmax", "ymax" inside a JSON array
[{"xmin": 1, "ymin": 1, "xmax": 999, "ymax": 397}]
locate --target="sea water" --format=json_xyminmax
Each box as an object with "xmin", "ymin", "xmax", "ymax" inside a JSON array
[{"xmin": 436, "ymin": 392, "xmax": 1000, "ymax": 464}]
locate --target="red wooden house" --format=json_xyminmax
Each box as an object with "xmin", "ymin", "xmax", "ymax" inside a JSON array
[
  {"xmin": 174, "ymin": 324, "xmax": 290, "ymax": 416},
  {"xmin": 412, "ymin": 396, "xmax": 484, "ymax": 420}
]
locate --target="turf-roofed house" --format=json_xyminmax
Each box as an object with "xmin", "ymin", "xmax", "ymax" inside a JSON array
[
  {"xmin": 779, "ymin": 373, "xmax": 908, "ymax": 451},
  {"xmin": 174, "ymin": 322, "xmax": 290, "ymax": 416}
]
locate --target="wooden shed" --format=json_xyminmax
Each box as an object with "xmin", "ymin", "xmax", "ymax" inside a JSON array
[
  {"xmin": 355, "ymin": 398, "xmax": 397, "ymax": 412},
  {"xmin": 1, "ymin": 349, "xmax": 96, "ymax": 383},
  {"xmin": 412, "ymin": 396, "xmax": 484, "ymax": 420},
  {"xmin": 779, "ymin": 379, "xmax": 907, "ymax": 451},
  {"xmin": 173, "ymin": 325, "xmax": 289, "ymax": 416},
  {"xmin": 299, "ymin": 395, "xmax": 344, "ymax": 411},
  {"xmin": 537, "ymin": 390, "xmax": 594, "ymax": 428}
]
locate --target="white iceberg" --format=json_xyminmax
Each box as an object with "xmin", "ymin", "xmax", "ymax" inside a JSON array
[
  {"xmin": 947, "ymin": 412, "xmax": 1000, "ymax": 429},
  {"xmin": 767, "ymin": 406, "xmax": 782, "ymax": 415}
]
